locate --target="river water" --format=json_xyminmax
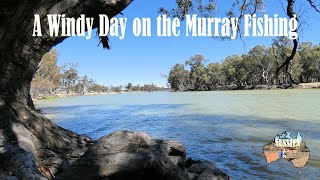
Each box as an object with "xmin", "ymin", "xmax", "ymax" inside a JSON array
[{"xmin": 39, "ymin": 89, "xmax": 320, "ymax": 179}]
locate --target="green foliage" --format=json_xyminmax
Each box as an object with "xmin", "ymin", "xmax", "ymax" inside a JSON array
[
  {"xmin": 90, "ymin": 84, "xmax": 109, "ymax": 93},
  {"xmin": 110, "ymin": 86, "xmax": 122, "ymax": 93},
  {"xmin": 160, "ymin": 0, "xmax": 265, "ymax": 24},
  {"xmin": 159, "ymin": 0, "xmax": 217, "ymax": 20},
  {"xmin": 167, "ymin": 38, "xmax": 320, "ymax": 91},
  {"xmin": 31, "ymin": 49, "xmax": 62, "ymax": 96},
  {"xmin": 299, "ymin": 42, "xmax": 320, "ymax": 82},
  {"xmin": 186, "ymin": 55, "xmax": 209, "ymax": 90},
  {"xmin": 61, "ymin": 63, "xmax": 79, "ymax": 93},
  {"xmin": 31, "ymin": 49, "xmax": 109, "ymax": 96},
  {"xmin": 42, "ymin": 96, "xmax": 56, "ymax": 101},
  {"xmin": 126, "ymin": 83, "xmax": 133, "ymax": 91},
  {"xmin": 207, "ymin": 62, "xmax": 224, "ymax": 89},
  {"xmin": 125, "ymin": 83, "xmax": 163, "ymax": 92},
  {"xmin": 142, "ymin": 84, "xmax": 161, "ymax": 92},
  {"xmin": 168, "ymin": 64, "xmax": 190, "ymax": 91}
]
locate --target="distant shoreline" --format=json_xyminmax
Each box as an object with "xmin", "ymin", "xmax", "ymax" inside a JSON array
[
  {"xmin": 32, "ymin": 82, "xmax": 320, "ymax": 103},
  {"xmin": 169, "ymin": 82, "xmax": 320, "ymax": 92},
  {"xmin": 196, "ymin": 82, "xmax": 320, "ymax": 91},
  {"xmin": 33, "ymin": 91, "xmax": 131, "ymax": 103}
]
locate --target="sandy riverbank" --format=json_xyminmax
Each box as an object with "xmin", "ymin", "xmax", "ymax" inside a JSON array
[
  {"xmin": 297, "ymin": 82, "xmax": 320, "ymax": 89},
  {"xmin": 205, "ymin": 82, "xmax": 320, "ymax": 91},
  {"xmin": 32, "ymin": 91, "xmax": 148, "ymax": 106}
]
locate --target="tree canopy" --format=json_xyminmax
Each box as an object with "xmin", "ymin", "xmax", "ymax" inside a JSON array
[
  {"xmin": 162, "ymin": 0, "xmax": 320, "ymax": 84},
  {"xmin": 168, "ymin": 38, "xmax": 320, "ymax": 91}
]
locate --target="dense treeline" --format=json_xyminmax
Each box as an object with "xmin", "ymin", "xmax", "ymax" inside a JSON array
[
  {"xmin": 168, "ymin": 37, "xmax": 320, "ymax": 91},
  {"xmin": 125, "ymin": 83, "xmax": 166, "ymax": 92},
  {"xmin": 31, "ymin": 49, "xmax": 164, "ymax": 97}
]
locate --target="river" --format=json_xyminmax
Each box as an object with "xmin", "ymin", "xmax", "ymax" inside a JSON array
[{"xmin": 38, "ymin": 89, "xmax": 320, "ymax": 179}]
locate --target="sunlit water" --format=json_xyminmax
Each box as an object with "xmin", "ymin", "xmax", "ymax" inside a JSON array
[{"xmin": 38, "ymin": 89, "xmax": 320, "ymax": 179}]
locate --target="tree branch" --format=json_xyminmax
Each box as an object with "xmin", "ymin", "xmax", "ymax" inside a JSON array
[
  {"xmin": 275, "ymin": 0, "xmax": 299, "ymax": 85},
  {"xmin": 307, "ymin": 0, "xmax": 320, "ymax": 13}
]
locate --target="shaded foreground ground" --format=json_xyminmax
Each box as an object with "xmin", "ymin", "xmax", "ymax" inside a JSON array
[{"xmin": 55, "ymin": 130, "xmax": 230, "ymax": 179}]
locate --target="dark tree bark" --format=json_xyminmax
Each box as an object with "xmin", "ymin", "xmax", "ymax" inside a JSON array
[
  {"xmin": 0, "ymin": 0, "xmax": 132, "ymax": 178},
  {"xmin": 275, "ymin": 0, "xmax": 299, "ymax": 86}
]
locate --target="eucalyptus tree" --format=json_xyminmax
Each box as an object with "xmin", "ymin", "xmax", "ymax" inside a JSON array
[
  {"xmin": 207, "ymin": 62, "xmax": 225, "ymax": 89},
  {"xmin": 185, "ymin": 55, "xmax": 209, "ymax": 90},
  {"xmin": 61, "ymin": 63, "xmax": 79, "ymax": 93},
  {"xmin": 248, "ymin": 45, "xmax": 273, "ymax": 85},
  {"xmin": 126, "ymin": 83, "xmax": 133, "ymax": 91},
  {"xmin": 31, "ymin": 49, "xmax": 62, "ymax": 95},
  {"xmin": 222, "ymin": 55, "xmax": 249, "ymax": 86},
  {"xmin": 299, "ymin": 42, "xmax": 320, "ymax": 82},
  {"xmin": 271, "ymin": 37, "xmax": 296, "ymax": 84},
  {"xmin": 168, "ymin": 63, "xmax": 190, "ymax": 91}
]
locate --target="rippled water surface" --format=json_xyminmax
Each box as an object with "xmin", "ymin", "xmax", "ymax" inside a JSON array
[{"xmin": 39, "ymin": 89, "xmax": 320, "ymax": 179}]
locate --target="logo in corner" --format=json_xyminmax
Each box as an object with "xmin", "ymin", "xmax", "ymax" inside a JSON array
[{"xmin": 263, "ymin": 131, "xmax": 310, "ymax": 173}]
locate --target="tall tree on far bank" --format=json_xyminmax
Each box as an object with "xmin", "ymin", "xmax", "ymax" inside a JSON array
[
  {"xmin": 75, "ymin": 75, "xmax": 95, "ymax": 94},
  {"xmin": 248, "ymin": 45, "xmax": 273, "ymax": 85},
  {"xmin": 299, "ymin": 42, "xmax": 320, "ymax": 82},
  {"xmin": 126, "ymin": 83, "xmax": 133, "ymax": 91},
  {"xmin": 61, "ymin": 63, "xmax": 79, "ymax": 94},
  {"xmin": 207, "ymin": 63, "xmax": 224, "ymax": 89},
  {"xmin": 31, "ymin": 49, "xmax": 61, "ymax": 95},
  {"xmin": 168, "ymin": 64, "xmax": 190, "ymax": 91},
  {"xmin": 186, "ymin": 55, "xmax": 209, "ymax": 91}
]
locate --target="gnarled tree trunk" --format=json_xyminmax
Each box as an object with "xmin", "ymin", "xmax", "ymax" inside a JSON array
[{"xmin": 0, "ymin": 0, "xmax": 132, "ymax": 178}]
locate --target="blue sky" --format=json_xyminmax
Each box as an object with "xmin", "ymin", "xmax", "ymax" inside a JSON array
[{"xmin": 54, "ymin": 0, "xmax": 320, "ymax": 87}]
